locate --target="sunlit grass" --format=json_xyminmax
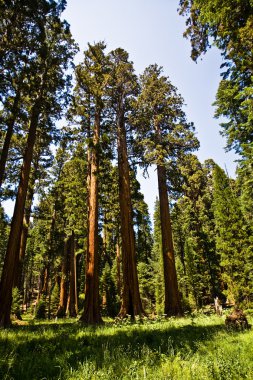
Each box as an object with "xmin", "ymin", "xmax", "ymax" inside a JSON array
[{"xmin": 0, "ymin": 314, "xmax": 252, "ymax": 379}]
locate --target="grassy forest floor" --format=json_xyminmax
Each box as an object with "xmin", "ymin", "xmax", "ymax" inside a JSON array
[{"xmin": 0, "ymin": 313, "xmax": 253, "ymax": 380}]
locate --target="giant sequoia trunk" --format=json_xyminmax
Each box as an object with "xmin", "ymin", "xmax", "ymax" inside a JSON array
[
  {"xmin": 68, "ymin": 231, "xmax": 78, "ymax": 317},
  {"xmin": 157, "ymin": 163, "xmax": 182, "ymax": 316},
  {"xmin": 0, "ymin": 88, "xmax": 21, "ymax": 188},
  {"xmin": 80, "ymin": 112, "xmax": 102, "ymax": 324},
  {"xmin": 0, "ymin": 100, "xmax": 41, "ymax": 327},
  {"xmin": 117, "ymin": 103, "xmax": 144, "ymax": 318}
]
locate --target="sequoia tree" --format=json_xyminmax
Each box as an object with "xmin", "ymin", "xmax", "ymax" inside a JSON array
[
  {"xmin": 134, "ymin": 64, "xmax": 198, "ymax": 316},
  {"xmin": 0, "ymin": 4, "xmax": 75, "ymax": 327},
  {"xmin": 108, "ymin": 48, "xmax": 145, "ymax": 318},
  {"xmin": 73, "ymin": 42, "xmax": 110, "ymax": 324}
]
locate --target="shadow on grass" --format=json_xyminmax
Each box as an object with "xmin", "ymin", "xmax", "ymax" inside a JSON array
[{"xmin": 0, "ymin": 319, "xmax": 231, "ymax": 379}]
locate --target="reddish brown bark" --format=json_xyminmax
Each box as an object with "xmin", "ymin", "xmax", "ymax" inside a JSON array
[
  {"xmin": 68, "ymin": 231, "xmax": 78, "ymax": 317},
  {"xmin": 0, "ymin": 89, "xmax": 20, "ymax": 189},
  {"xmin": 56, "ymin": 237, "xmax": 70, "ymax": 317},
  {"xmin": 117, "ymin": 105, "xmax": 144, "ymax": 319},
  {"xmin": 80, "ymin": 112, "xmax": 102, "ymax": 324},
  {"xmin": 13, "ymin": 176, "xmax": 34, "ymax": 291},
  {"xmin": 157, "ymin": 163, "xmax": 182, "ymax": 316},
  {"xmin": 116, "ymin": 236, "xmax": 122, "ymax": 298},
  {"xmin": 0, "ymin": 100, "xmax": 41, "ymax": 327}
]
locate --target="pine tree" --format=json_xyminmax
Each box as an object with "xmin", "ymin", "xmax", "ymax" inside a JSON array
[
  {"xmin": 172, "ymin": 156, "xmax": 223, "ymax": 308},
  {"xmin": 212, "ymin": 164, "xmax": 252, "ymax": 304}
]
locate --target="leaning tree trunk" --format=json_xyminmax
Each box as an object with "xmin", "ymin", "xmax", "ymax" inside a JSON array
[
  {"xmin": 80, "ymin": 112, "xmax": 102, "ymax": 324},
  {"xmin": 0, "ymin": 88, "xmax": 21, "ymax": 189},
  {"xmin": 13, "ymin": 168, "xmax": 36, "ymax": 292},
  {"xmin": 117, "ymin": 103, "xmax": 144, "ymax": 319},
  {"xmin": 0, "ymin": 99, "xmax": 41, "ymax": 327},
  {"xmin": 157, "ymin": 163, "xmax": 182, "ymax": 316},
  {"xmin": 68, "ymin": 231, "xmax": 78, "ymax": 317}
]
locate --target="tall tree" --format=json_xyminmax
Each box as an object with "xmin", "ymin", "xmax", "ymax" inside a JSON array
[
  {"xmin": 212, "ymin": 164, "xmax": 252, "ymax": 303},
  {"xmin": 0, "ymin": 0, "xmax": 67, "ymax": 189},
  {"xmin": 172, "ymin": 156, "xmax": 223, "ymax": 308},
  {"xmin": 73, "ymin": 42, "xmax": 110, "ymax": 324},
  {"xmin": 0, "ymin": 5, "xmax": 75, "ymax": 327},
  {"xmin": 108, "ymin": 48, "xmax": 145, "ymax": 318},
  {"xmin": 134, "ymin": 64, "xmax": 198, "ymax": 316}
]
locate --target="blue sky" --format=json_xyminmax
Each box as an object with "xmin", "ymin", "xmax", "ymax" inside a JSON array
[
  {"xmin": 62, "ymin": 0, "xmax": 238, "ymax": 217},
  {"xmin": 3, "ymin": 0, "xmax": 239, "ymax": 218}
]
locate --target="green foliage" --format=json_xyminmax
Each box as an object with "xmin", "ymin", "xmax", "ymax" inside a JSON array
[
  {"xmin": 50, "ymin": 282, "xmax": 60, "ymax": 317},
  {"xmin": 11, "ymin": 287, "xmax": 22, "ymax": 318},
  {"xmin": 137, "ymin": 261, "xmax": 156, "ymax": 314},
  {"xmin": 179, "ymin": 0, "xmax": 253, "ymax": 159},
  {"xmin": 134, "ymin": 64, "xmax": 199, "ymax": 169},
  {"xmin": 212, "ymin": 164, "xmax": 253, "ymax": 303},
  {"xmin": 152, "ymin": 198, "xmax": 164, "ymax": 315},
  {"xmin": 172, "ymin": 156, "xmax": 223, "ymax": 308},
  {"xmin": 1, "ymin": 0, "xmax": 251, "ymax": 326},
  {"xmin": 101, "ymin": 263, "xmax": 119, "ymax": 317},
  {"xmin": 35, "ymin": 296, "xmax": 47, "ymax": 319},
  {"xmin": 178, "ymin": 0, "xmax": 253, "ymax": 64},
  {"xmin": 0, "ymin": 0, "xmax": 77, "ymax": 196}
]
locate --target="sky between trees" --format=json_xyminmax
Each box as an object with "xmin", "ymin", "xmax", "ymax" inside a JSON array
[
  {"xmin": 2, "ymin": 0, "xmax": 239, "ymax": 218},
  {"xmin": 61, "ymin": 0, "xmax": 239, "ymax": 215}
]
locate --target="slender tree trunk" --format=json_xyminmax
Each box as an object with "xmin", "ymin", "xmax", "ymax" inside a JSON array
[
  {"xmin": 56, "ymin": 236, "xmax": 70, "ymax": 317},
  {"xmin": 0, "ymin": 88, "xmax": 20, "ymax": 189},
  {"xmin": 47, "ymin": 208, "xmax": 56, "ymax": 319},
  {"xmin": 117, "ymin": 102, "xmax": 144, "ymax": 318},
  {"xmin": 116, "ymin": 235, "xmax": 122, "ymax": 298},
  {"xmin": 157, "ymin": 163, "xmax": 182, "ymax": 316},
  {"xmin": 68, "ymin": 231, "xmax": 77, "ymax": 317},
  {"xmin": 41, "ymin": 266, "xmax": 49, "ymax": 297},
  {"xmin": 80, "ymin": 112, "xmax": 102, "ymax": 324},
  {"xmin": 13, "ymin": 173, "xmax": 35, "ymax": 291},
  {"xmin": 0, "ymin": 99, "xmax": 41, "ymax": 327},
  {"xmin": 11, "ymin": 189, "xmax": 33, "ymax": 320}
]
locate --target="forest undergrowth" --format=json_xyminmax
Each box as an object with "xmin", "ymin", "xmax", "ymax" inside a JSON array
[{"xmin": 0, "ymin": 313, "xmax": 253, "ymax": 380}]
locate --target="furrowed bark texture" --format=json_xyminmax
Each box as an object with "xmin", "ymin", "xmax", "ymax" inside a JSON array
[
  {"xmin": 0, "ymin": 100, "xmax": 41, "ymax": 327},
  {"xmin": 68, "ymin": 231, "xmax": 78, "ymax": 317},
  {"xmin": 117, "ymin": 102, "xmax": 144, "ymax": 318},
  {"xmin": 157, "ymin": 163, "xmax": 182, "ymax": 316},
  {"xmin": 80, "ymin": 112, "xmax": 102, "ymax": 324}
]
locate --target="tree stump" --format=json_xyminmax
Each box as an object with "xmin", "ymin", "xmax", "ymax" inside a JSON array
[{"xmin": 225, "ymin": 309, "xmax": 251, "ymax": 330}]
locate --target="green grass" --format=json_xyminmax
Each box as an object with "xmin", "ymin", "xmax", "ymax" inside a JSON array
[{"xmin": 0, "ymin": 314, "xmax": 253, "ymax": 379}]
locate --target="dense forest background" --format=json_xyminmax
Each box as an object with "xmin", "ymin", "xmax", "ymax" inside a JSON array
[{"xmin": 0, "ymin": 0, "xmax": 252, "ymax": 328}]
